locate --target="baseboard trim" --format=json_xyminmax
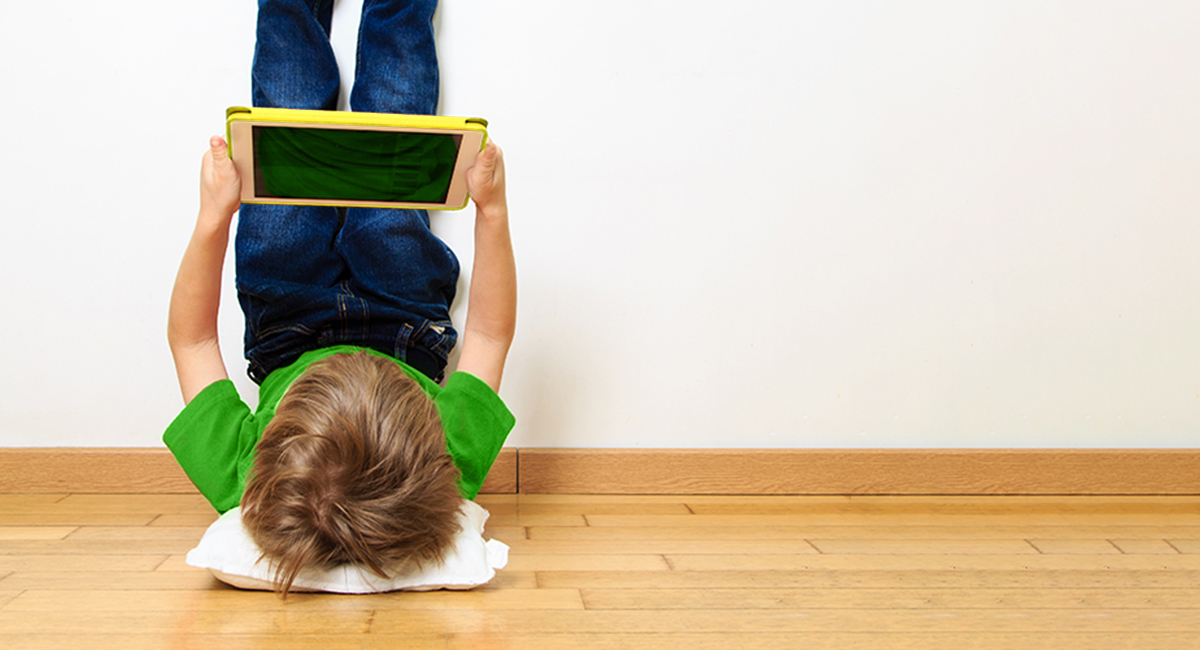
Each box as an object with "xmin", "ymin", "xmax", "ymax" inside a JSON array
[
  {"xmin": 517, "ymin": 448, "xmax": 1200, "ymax": 495},
  {"xmin": 1, "ymin": 448, "xmax": 1196, "ymax": 495}
]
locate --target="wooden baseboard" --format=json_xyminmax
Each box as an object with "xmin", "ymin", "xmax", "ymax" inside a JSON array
[
  {"xmin": 517, "ymin": 449, "xmax": 1200, "ymax": 495},
  {"xmin": 0, "ymin": 448, "xmax": 1196, "ymax": 495}
]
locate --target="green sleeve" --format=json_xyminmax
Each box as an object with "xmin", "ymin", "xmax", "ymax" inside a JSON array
[
  {"xmin": 437, "ymin": 372, "xmax": 516, "ymax": 500},
  {"xmin": 162, "ymin": 380, "xmax": 257, "ymax": 514}
]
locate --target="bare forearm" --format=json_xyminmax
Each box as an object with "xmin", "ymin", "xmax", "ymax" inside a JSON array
[
  {"xmin": 456, "ymin": 142, "xmax": 515, "ymax": 390},
  {"xmin": 169, "ymin": 137, "xmax": 241, "ymax": 403},
  {"xmin": 168, "ymin": 206, "xmax": 234, "ymax": 402},
  {"xmin": 457, "ymin": 203, "xmax": 516, "ymax": 391},
  {"xmin": 168, "ymin": 209, "xmax": 231, "ymax": 350},
  {"xmin": 464, "ymin": 205, "xmax": 517, "ymax": 347}
]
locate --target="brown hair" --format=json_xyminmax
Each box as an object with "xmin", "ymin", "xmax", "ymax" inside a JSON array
[{"xmin": 240, "ymin": 351, "xmax": 462, "ymax": 596}]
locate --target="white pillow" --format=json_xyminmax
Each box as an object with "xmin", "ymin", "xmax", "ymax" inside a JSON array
[{"xmin": 186, "ymin": 500, "xmax": 508, "ymax": 593}]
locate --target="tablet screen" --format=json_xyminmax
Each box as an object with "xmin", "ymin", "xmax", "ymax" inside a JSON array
[{"xmin": 252, "ymin": 126, "xmax": 463, "ymax": 204}]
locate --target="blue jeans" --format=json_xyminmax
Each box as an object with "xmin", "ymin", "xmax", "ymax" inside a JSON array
[{"xmin": 237, "ymin": 0, "xmax": 458, "ymax": 384}]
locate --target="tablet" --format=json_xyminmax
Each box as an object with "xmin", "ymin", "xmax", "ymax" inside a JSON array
[{"xmin": 226, "ymin": 106, "xmax": 488, "ymax": 210}]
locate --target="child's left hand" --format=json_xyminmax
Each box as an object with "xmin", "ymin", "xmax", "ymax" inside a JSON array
[
  {"xmin": 466, "ymin": 142, "xmax": 506, "ymax": 216},
  {"xmin": 200, "ymin": 136, "xmax": 242, "ymax": 219}
]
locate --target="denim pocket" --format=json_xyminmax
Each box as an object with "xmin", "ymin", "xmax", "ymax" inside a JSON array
[
  {"xmin": 396, "ymin": 320, "xmax": 458, "ymax": 383},
  {"xmin": 423, "ymin": 320, "xmax": 458, "ymax": 359}
]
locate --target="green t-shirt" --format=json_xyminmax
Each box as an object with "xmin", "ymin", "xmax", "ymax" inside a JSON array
[{"xmin": 163, "ymin": 346, "xmax": 515, "ymax": 513}]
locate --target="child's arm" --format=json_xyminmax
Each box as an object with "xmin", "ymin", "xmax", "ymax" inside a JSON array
[
  {"xmin": 455, "ymin": 142, "xmax": 516, "ymax": 392},
  {"xmin": 168, "ymin": 136, "xmax": 241, "ymax": 403}
]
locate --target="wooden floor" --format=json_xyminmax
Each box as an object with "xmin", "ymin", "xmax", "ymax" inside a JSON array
[{"xmin": 1, "ymin": 493, "xmax": 1199, "ymax": 649}]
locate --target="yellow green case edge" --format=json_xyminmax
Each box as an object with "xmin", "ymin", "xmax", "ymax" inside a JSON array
[
  {"xmin": 224, "ymin": 106, "xmax": 489, "ymax": 210},
  {"xmin": 224, "ymin": 106, "xmax": 489, "ymax": 157}
]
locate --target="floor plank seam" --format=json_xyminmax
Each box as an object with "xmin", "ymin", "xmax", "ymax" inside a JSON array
[{"xmin": 0, "ymin": 588, "xmax": 24, "ymax": 610}]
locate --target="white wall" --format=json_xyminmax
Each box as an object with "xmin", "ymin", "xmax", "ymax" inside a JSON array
[{"xmin": 1, "ymin": 1, "xmax": 1197, "ymax": 449}]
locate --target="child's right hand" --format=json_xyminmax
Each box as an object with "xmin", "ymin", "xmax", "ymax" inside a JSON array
[{"xmin": 200, "ymin": 136, "xmax": 242, "ymax": 219}]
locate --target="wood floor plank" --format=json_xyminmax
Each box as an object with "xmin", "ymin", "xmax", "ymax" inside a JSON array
[
  {"xmin": 150, "ymin": 514, "xmax": 219, "ymax": 527},
  {"xmin": 11, "ymin": 632, "xmax": 1168, "ymax": 650},
  {"xmin": 0, "ymin": 495, "xmax": 68, "ymax": 512},
  {"xmin": 686, "ymin": 497, "xmax": 1200, "ymax": 516},
  {"xmin": 484, "ymin": 513, "xmax": 588, "ymax": 527},
  {"xmin": 505, "ymin": 539, "xmax": 821, "ymax": 555},
  {"xmin": 0, "ymin": 610, "xmax": 372, "ymax": 635},
  {"xmin": 514, "ymin": 494, "xmax": 794, "ymax": 505},
  {"xmin": 0, "ymin": 554, "xmax": 167, "ymax": 573},
  {"xmin": 502, "ymin": 503, "xmax": 693, "ymax": 516},
  {"xmin": 47, "ymin": 494, "xmax": 212, "ymax": 514},
  {"xmin": 679, "ymin": 495, "xmax": 1200, "ymax": 506},
  {"xmin": 1169, "ymin": 539, "xmax": 1200, "ymax": 554},
  {"xmin": 579, "ymin": 587, "xmax": 1200, "ymax": 610},
  {"xmin": 808, "ymin": 540, "xmax": 1039, "ymax": 555},
  {"xmin": 1029, "ymin": 540, "xmax": 1122, "ymax": 555},
  {"xmin": 0, "ymin": 539, "xmax": 201, "ymax": 555},
  {"xmin": 0, "ymin": 590, "xmax": 20, "ymax": 608},
  {"xmin": 64, "ymin": 526, "xmax": 205, "ymax": 541},
  {"xmin": 366, "ymin": 609, "xmax": 1200, "ymax": 634},
  {"xmin": 665, "ymin": 554, "xmax": 1200, "ymax": 571},
  {"xmin": 506, "ymin": 554, "xmax": 671, "ymax": 572},
  {"xmin": 0, "ymin": 514, "xmax": 157, "ymax": 526},
  {"xmin": 3, "ymin": 588, "xmax": 585, "ymax": 612},
  {"xmin": 528, "ymin": 525, "xmax": 1200, "ymax": 541},
  {"xmin": 538, "ymin": 570, "xmax": 1200, "ymax": 590},
  {"xmin": 0, "ymin": 568, "xmax": 535, "ymax": 592},
  {"xmin": 0, "ymin": 571, "xmax": 223, "ymax": 591},
  {"xmin": 0, "ymin": 527, "xmax": 76, "ymax": 541},
  {"xmin": 447, "ymin": 632, "xmax": 1200, "ymax": 650},
  {"xmin": 1110, "ymin": 539, "xmax": 1181, "ymax": 555},
  {"xmin": 4, "ymin": 635, "xmax": 449, "ymax": 650},
  {"xmin": 586, "ymin": 513, "xmax": 1200, "ymax": 527},
  {"xmin": 471, "ymin": 571, "xmax": 539, "ymax": 590},
  {"xmin": 478, "ymin": 495, "xmax": 700, "ymax": 515}
]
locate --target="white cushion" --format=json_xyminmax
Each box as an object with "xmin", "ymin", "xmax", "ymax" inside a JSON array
[{"xmin": 186, "ymin": 500, "xmax": 508, "ymax": 593}]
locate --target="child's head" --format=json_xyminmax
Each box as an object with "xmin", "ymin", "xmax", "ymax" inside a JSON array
[{"xmin": 240, "ymin": 351, "xmax": 462, "ymax": 596}]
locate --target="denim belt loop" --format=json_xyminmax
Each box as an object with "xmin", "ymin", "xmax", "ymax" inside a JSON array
[{"xmin": 393, "ymin": 322, "xmax": 415, "ymax": 365}]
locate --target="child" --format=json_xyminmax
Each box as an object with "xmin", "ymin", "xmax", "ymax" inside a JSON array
[{"xmin": 164, "ymin": 0, "xmax": 516, "ymax": 595}]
